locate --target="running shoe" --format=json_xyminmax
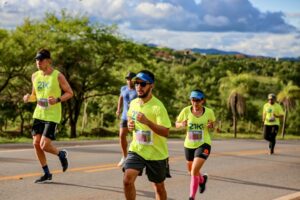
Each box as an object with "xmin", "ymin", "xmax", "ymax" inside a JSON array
[
  {"xmin": 117, "ymin": 157, "xmax": 126, "ymax": 167},
  {"xmin": 189, "ymin": 197, "xmax": 194, "ymax": 200},
  {"xmin": 34, "ymin": 173, "xmax": 52, "ymax": 183},
  {"xmin": 199, "ymin": 174, "xmax": 208, "ymax": 193},
  {"xmin": 59, "ymin": 149, "xmax": 68, "ymax": 172}
]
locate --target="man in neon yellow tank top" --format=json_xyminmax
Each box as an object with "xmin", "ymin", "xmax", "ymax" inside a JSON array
[
  {"xmin": 123, "ymin": 70, "xmax": 171, "ymax": 200},
  {"xmin": 262, "ymin": 93, "xmax": 284, "ymax": 155},
  {"xmin": 23, "ymin": 49, "xmax": 73, "ymax": 183},
  {"xmin": 176, "ymin": 90, "xmax": 215, "ymax": 200}
]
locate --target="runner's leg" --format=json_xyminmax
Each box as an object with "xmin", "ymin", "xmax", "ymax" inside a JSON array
[
  {"xmin": 190, "ymin": 157, "xmax": 206, "ymax": 198},
  {"xmin": 153, "ymin": 182, "xmax": 167, "ymax": 200},
  {"xmin": 123, "ymin": 168, "xmax": 140, "ymax": 200}
]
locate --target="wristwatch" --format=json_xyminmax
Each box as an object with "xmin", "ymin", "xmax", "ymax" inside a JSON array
[{"xmin": 56, "ymin": 97, "xmax": 61, "ymax": 103}]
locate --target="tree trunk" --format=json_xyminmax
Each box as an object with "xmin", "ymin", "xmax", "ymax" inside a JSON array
[
  {"xmin": 233, "ymin": 115, "xmax": 237, "ymax": 138},
  {"xmin": 81, "ymin": 101, "xmax": 88, "ymax": 135},
  {"xmin": 68, "ymin": 97, "xmax": 83, "ymax": 138},
  {"xmin": 70, "ymin": 119, "xmax": 77, "ymax": 138},
  {"xmin": 19, "ymin": 113, "xmax": 24, "ymax": 136},
  {"xmin": 281, "ymin": 108, "xmax": 288, "ymax": 139}
]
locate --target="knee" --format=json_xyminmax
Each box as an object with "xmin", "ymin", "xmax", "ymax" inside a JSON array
[
  {"xmin": 123, "ymin": 175, "xmax": 134, "ymax": 187},
  {"xmin": 33, "ymin": 141, "xmax": 41, "ymax": 149},
  {"xmin": 263, "ymin": 134, "xmax": 269, "ymax": 140},
  {"xmin": 120, "ymin": 130, "xmax": 128, "ymax": 138},
  {"xmin": 40, "ymin": 143, "xmax": 49, "ymax": 151}
]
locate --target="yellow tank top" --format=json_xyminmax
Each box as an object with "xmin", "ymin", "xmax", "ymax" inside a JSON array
[
  {"xmin": 32, "ymin": 69, "xmax": 61, "ymax": 123},
  {"xmin": 127, "ymin": 96, "xmax": 171, "ymax": 160}
]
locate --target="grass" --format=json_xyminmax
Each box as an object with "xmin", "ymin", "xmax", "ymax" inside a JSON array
[
  {"xmin": 1, "ymin": 132, "xmax": 299, "ymax": 144},
  {"xmin": 0, "ymin": 137, "xmax": 32, "ymax": 144}
]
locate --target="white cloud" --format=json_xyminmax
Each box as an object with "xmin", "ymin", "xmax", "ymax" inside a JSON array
[
  {"xmin": 120, "ymin": 26, "xmax": 300, "ymax": 57},
  {"xmin": 0, "ymin": 0, "xmax": 299, "ymax": 57},
  {"xmin": 136, "ymin": 2, "xmax": 180, "ymax": 19}
]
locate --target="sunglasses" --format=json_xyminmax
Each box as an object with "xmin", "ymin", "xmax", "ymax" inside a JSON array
[
  {"xmin": 191, "ymin": 98, "xmax": 203, "ymax": 102},
  {"xmin": 134, "ymin": 81, "xmax": 150, "ymax": 87}
]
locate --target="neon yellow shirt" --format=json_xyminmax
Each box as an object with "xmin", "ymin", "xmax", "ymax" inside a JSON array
[
  {"xmin": 263, "ymin": 102, "xmax": 284, "ymax": 126},
  {"xmin": 128, "ymin": 96, "xmax": 171, "ymax": 160},
  {"xmin": 177, "ymin": 106, "xmax": 215, "ymax": 149},
  {"xmin": 32, "ymin": 70, "xmax": 62, "ymax": 123}
]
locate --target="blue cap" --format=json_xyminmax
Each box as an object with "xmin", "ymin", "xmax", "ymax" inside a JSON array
[
  {"xmin": 133, "ymin": 72, "xmax": 154, "ymax": 83},
  {"xmin": 190, "ymin": 91, "xmax": 205, "ymax": 99}
]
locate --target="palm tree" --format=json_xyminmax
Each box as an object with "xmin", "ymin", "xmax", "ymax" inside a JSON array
[
  {"xmin": 277, "ymin": 82, "xmax": 300, "ymax": 138},
  {"xmin": 219, "ymin": 72, "xmax": 250, "ymax": 138},
  {"xmin": 227, "ymin": 91, "xmax": 246, "ymax": 138}
]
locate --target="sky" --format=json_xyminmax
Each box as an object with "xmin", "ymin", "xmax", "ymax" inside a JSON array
[{"xmin": 0, "ymin": 0, "xmax": 299, "ymax": 58}]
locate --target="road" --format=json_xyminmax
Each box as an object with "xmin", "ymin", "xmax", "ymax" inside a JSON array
[{"xmin": 0, "ymin": 139, "xmax": 299, "ymax": 200}]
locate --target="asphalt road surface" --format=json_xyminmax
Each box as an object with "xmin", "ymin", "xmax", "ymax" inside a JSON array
[{"xmin": 0, "ymin": 139, "xmax": 299, "ymax": 200}]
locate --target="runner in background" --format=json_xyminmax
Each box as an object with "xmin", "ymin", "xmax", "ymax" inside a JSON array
[
  {"xmin": 175, "ymin": 89, "xmax": 215, "ymax": 200},
  {"xmin": 23, "ymin": 49, "xmax": 73, "ymax": 183},
  {"xmin": 262, "ymin": 93, "xmax": 284, "ymax": 155},
  {"xmin": 116, "ymin": 72, "xmax": 137, "ymax": 167}
]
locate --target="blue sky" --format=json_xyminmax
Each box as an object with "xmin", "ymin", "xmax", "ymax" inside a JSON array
[{"xmin": 0, "ymin": 0, "xmax": 299, "ymax": 57}]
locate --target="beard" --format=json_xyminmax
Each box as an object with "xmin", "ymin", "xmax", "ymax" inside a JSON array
[{"xmin": 138, "ymin": 87, "xmax": 151, "ymax": 98}]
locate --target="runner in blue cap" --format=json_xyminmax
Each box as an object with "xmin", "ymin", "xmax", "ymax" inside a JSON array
[
  {"xmin": 116, "ymin": 72, "xmax": 137, "ymax": 167},
  {"xmin": 175, "ymin": 89, "xmax": 215, "ymax": 200},
  {"xmin": 123, "ymin": 70, "xmax": 171, "ymax": 200}
]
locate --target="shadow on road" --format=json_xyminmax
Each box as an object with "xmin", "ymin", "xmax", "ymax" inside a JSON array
[
  {"xmin": 211, "ymin": 175, "xmax": 300, "ymax": 192},
  {"xmin": 44, "ymin": 182, "xmax": 176, "ymax": 199}
]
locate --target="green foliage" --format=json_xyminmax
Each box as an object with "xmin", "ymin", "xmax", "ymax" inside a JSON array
[{"xmin": 0, "ymin": 11, "xmax": 299, "ymax": 139}]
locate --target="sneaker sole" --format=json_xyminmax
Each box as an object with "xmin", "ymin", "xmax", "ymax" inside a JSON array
[
  {"xmin": 200, "ymin": 174, "xmax": 208, "ymax": 193},
  {"xmin": 61, "ymin": 149, "xmax": 69, "ymax": 172}
]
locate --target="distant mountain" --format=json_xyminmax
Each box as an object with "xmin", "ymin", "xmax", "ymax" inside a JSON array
[
  {"xmin": 279, "ymin": 57, "xmax": 300, "ymax": 61},
  {"xmin": 143, "ymin": 43, "xmax": 300, "ymax": 61},
  {"xmin": 190, "ymin": 48, "xmax": 244, "ymax": 55}
]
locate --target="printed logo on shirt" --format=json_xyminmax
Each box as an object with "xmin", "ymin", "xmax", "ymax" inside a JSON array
[
  {"xmin": 188, "ymin": 123, "xmax": 204, "ymax": 130},
  {"xmin": 37, "ymin": 81, "xmax": 49, "ymax": 91}
]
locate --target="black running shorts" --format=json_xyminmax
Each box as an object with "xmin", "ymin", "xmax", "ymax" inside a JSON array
[
  {"xmin": 31, "ymin": 119, "xmax": 58, "ymax": 140},
  {"xmin": 120, "ymin": 119, "xmax": 128, "ymax": 128},
  {"xmin": 184, "ymin": 143, "xmax": 211, "ymax": 161},
  {"xmin": 123, "ymin": 151, "xmax": 169, "ymax": 183}
]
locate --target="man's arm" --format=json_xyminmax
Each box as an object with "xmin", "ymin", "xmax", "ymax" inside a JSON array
[
  {"xmin": 175, "ymin": 120, "xmax": 187, "ymax": 128},
  {"xmin": 262, "ymin": 105, "xmax": 266, "ymax": 122},
  {"xmin": 274, "ymin": 104, "xmax": 284, "ymax": 119},
  {"xmin": 23, "ymin": 74, "xmax": 37, "ymax": 103},
  {"xmin": 57, "ymin": 73, "xmax": 73, "ymax": 102},
  {"xmin": 136, "ymin": 112, "xmax": 169, "ymax": 138},
  {"xmin": 116, "ymin": 95, "xmax": 123, "ymax": 118}
]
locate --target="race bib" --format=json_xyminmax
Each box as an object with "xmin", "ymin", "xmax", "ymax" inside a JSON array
[
  {"xmin": 136, "ymin": 130, "xmax": 153, "ymax": 145},
  {"xmin": 37, "ymin": 98, "xmax": 49, "ymax": 109},
  {"xmin": 188, "ymin": 130, "xmax": 203, "ymax": 142}
]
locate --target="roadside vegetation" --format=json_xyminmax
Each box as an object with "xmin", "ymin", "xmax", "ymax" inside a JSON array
[{"xmin": 0, "ymin": 11, "xmax": 300, "ymax": 143}]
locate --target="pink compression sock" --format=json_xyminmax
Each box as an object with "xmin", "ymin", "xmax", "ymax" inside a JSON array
[{"xmin": 189, "ymin": 175, "xmax": 200, "ymax": 198}]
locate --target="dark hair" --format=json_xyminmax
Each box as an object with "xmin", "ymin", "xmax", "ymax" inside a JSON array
[{"xmin": 138, "ymin": 70, "xmax": 155, "ymax": 82}]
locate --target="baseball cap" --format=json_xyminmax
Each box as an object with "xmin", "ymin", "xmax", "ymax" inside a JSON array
[
  {"xmin": 133, "ymin": 72, "xmax": 154, "ymax": 83},
  {"xmin": 35, "ymin": 49, "xmax": 51, "ymax": 60},
  {"xmin": 268, "ymin": 93, "xmax": 276, "ymax": 100},
  {"xmin": 190, "ymin": 91, "xmax": 205, "ymax": 99},
  {"xmin": 125, "ymin": 72, "xmax": 136, "ymax": 80}
]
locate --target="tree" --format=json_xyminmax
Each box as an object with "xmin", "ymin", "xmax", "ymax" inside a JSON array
[
  {"xmin": 277, "ymin": 82, "xmax": 300, "ymax": 138},
  {"xmin": 4, "ymin": 11, "xmax": 152, "ymax": 138},
  {"xmin": 219, "ymin": 72, "xmax": 258, "ymax": 137}
]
